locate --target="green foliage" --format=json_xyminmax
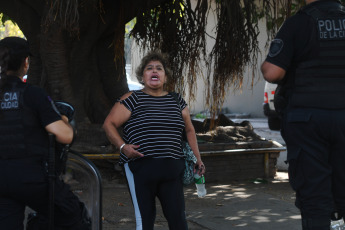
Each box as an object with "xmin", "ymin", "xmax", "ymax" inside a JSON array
[
  {"xmin": 125, "ymin": 18, "xmax": 136, "ymax": 36},
  {"xmin": 0, "ymin": 13, "xmax": 11, "ymax": 24},
  {"xmin": 0, "ymin": 13, "xmax": 25, "ymax": 40},
  {"xmin": 195, "ymin": 113, "xmax": 207, "ymax": 119}
]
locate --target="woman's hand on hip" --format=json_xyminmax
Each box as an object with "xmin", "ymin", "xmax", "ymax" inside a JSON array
[{"xmin": 122, "ymin": 144, "xmax": 144, "ymax": 159}]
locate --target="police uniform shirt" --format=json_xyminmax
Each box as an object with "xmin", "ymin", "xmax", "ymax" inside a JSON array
[
  {"xmin": 22, "ymin": 79, "xmax": 61, "ymax": 128},
  {"xmin": 265, "ymin": 10, "xmax": 314, "ymax": 72},
  {"xmin": 265, "ymin": 0, "xmax": 345, "ymax": 109},
  {"xmin": 266, "ymin": 0, "xmax": 345, "ymax": 72},
  {"xmin": 0, "ymin": 76, "xmax": 61, "ymax": 156}
]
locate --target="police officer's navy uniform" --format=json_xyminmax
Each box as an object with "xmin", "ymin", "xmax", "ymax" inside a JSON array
[
  {"xmin": 0, "ymin": 76, "xmax": 85, "ymax": 229},
  {"xmin": 265, "ymin": 0, "xmax": 345, "ymax": 229}
]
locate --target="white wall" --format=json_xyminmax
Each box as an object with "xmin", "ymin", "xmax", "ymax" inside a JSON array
[{"xmin": 185, "ymin": 2, "xmax": 269, "ymax": 118}]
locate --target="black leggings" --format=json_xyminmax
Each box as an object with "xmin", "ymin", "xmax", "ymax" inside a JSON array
[{"xmin": 124, "ymin": 158, "xmax": 188, "ymax": 230}]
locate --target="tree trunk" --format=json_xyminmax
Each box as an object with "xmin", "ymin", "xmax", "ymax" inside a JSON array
[{"xmin": 0, "ymin": 0, "xmax": 168, "ymax": 154}]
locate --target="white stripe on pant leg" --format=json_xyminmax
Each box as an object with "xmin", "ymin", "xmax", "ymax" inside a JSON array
[{"xmin": 124, "ymin": 163, "xmax": 143, "ymax": 230}]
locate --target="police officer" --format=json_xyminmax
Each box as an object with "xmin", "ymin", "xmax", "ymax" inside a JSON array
[
  {"xmin": 0, "ymin": 36, "xmax": 91, "ymax": 229},
  {"xmin": 261, "ymin": 0, "xmax": 345, "ymax": 229}
]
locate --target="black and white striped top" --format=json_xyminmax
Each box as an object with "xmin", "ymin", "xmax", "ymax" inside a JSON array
[{"xmin": 119, "ymin": 90, "xmax": 187, "ymax": 165}]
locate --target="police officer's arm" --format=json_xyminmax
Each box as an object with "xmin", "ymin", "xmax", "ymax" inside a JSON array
[
  {"xmin": 261, "ymin": 61, "xmax": 286, "ymax": 83},
  {"xmin": 45, "ymin": 115, "xmax": 74, "ymax": 144},
  {"xmin": 103, "ymin": 92, "xmax": 143, "ymax": 158}
]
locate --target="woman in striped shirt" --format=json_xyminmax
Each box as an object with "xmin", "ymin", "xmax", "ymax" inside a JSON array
[{"xmin": 103, "ymin": 51, "xmax": 205, "ymax": 230}]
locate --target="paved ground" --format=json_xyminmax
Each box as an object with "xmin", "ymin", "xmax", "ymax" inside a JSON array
[{"xmin": 96, "ymin": 163, "xmax": 299, "ymax": 230}]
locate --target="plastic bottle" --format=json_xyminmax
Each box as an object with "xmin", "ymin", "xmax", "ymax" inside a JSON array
[{"xmin": 194, "ymin": 173, "xmax": 206, "ymax": 198}]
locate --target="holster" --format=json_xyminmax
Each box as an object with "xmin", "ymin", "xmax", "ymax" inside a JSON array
[{"xmin": 274, "ymin": 84, "xmax": 288, "ymax": 117}]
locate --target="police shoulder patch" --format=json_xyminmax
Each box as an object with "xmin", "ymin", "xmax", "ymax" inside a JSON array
[{"xmin": 268, "ymin": 39, "xmax": 284, "ymax": 57}]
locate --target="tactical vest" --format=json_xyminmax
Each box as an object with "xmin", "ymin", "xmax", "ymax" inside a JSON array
[
  {"xmin": 0, "ymin": 81, "xmax": 28, "ymax": 158},
  {"xmin": 289, "ymin": 1, "xmax": 345, "ymax": 109}
]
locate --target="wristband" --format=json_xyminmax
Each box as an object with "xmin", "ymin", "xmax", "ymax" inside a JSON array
[{"xmin": 119, "ymin": 143, "xmax": 126, "ymax": 153}]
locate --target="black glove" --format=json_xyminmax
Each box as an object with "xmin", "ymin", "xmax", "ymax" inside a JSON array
[{"xmin": 54, "ymin": 101, "xmax": 75, "ymax": 121}]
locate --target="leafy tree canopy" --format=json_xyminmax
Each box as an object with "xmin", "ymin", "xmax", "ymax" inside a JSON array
[{"xmin": 0, "ymin": 13, "xmax": 24, "ymax": 39}]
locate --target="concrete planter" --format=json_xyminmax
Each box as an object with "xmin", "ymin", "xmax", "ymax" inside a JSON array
[{"xmin": 198, "ymin": 140, "xmax": 285, "ymax": 183}]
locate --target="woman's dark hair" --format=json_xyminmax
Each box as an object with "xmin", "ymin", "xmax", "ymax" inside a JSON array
[
  {"xmin": 0, "ymin": 46, "xmax": 10, "ymax": 76},
  {"xmin": 0, "ymin": 37, "xmax": 30, "ymax": 91},
  {"xmin": 135, "ymin": 51, "xmax": 172, "ymax": 84}
]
